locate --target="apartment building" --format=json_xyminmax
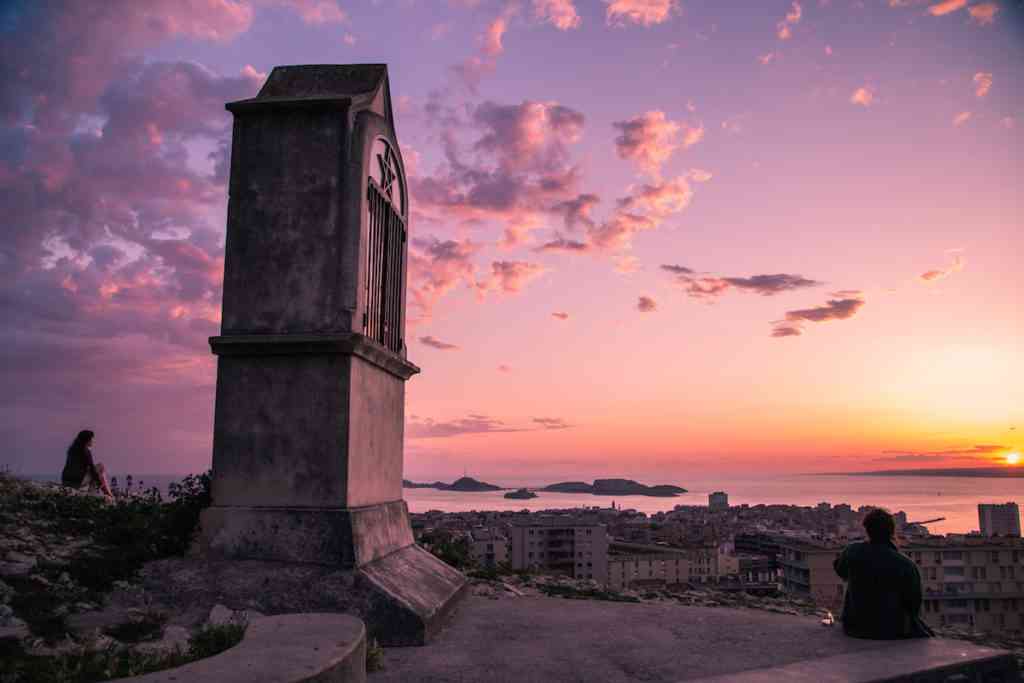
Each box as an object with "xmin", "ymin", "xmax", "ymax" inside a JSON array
[
  {"xmin": 979, "ymin": 503, "xmax": 1021, "ymax": 538},
  {"xmin": 509, "ymin": 515, "xmax": 609, "ymax": 583},
  {"xmin": 905, "ymin": 539, "xmax": 1024, "ymax": 633},
  {"xmin": 776, "ymin": 537, "xmax": 846, "ymax": 611},
  {"xmin": 469, "ymin": 527, "xmax": 508, "ymax": 568},
  {"xmin": 609, "ymin": 540, "xmax": 737, "ymax": 586},
  {"xmin": 709, "ymin": 491, "xmax": 729, "ymax": 512},
  {"xmin": 607, "ymin": 545, "xmax": 691, "ymax": 591}
]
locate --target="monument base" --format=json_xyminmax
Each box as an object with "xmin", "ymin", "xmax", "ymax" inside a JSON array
[
  {"xmin": 198, "ymin": 500, "xmax": 414, "ymax": 567},
  {"xmin": 359, "ymin": 544, "xmax": 469, "ymax": 646},
  {"xmin": 194, "ymin": 501, "xmax": 467, "ymax": 645}
]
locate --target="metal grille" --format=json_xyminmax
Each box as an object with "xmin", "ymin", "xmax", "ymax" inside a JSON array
[{"xmin": 364, "ymin": 178, "xmax": 406, "ymax": 354}]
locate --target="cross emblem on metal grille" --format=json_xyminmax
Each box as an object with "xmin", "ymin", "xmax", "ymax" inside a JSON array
[{"xmin": 376, "ymin": 145, "xmax": 397, "ymax": 200}]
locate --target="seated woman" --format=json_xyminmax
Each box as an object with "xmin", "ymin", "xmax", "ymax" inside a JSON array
[{"xmin": 61, "ymin": 429, "xmax": 113, "ymax": 498}]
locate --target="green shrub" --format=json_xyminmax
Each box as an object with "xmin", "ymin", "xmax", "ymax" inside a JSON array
[
  {"xmin": 0, "ymin": 619, "xmax": 246, "ymax": 683},
  {"xmin": 186, "ymin": 621, "xmax": 247, "ymax": 660},
  {"xmin": 365, "ymin": 638, "xmax": 385, "ymax": 672},
  {"xmin": 423, "ymin": 537, "xmax": 472, "ymax": 569}
]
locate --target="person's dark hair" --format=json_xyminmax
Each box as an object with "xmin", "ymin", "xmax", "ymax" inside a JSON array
[
  {"xmin": 863, "ymin": 508, "xmax": 895, "ymax": 543},
  {"xmin": 68, "ymin": 430, "xmax": 95, "ymax": 456}
]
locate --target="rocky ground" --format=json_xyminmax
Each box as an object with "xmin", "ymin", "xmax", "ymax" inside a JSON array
[{"xmin": 0, "ymin": 474, "xmax": 246, "ymax": 682}]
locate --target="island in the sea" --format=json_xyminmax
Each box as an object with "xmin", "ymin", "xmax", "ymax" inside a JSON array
[
  {"xmin": 542, "ymin": 478, "xmax": 687, "ymax": 497},
  {"xmin": 402, "ymin": 476, "xmax": 502, "ymax": 492},
  {"xmin": 503, "ymin": 488, "xmax": 538, "ymax": 500}
]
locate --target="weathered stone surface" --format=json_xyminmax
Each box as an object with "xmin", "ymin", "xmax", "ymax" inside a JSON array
[
  {"xmin": 692, "ymin": 638, "xmax": 1017, "ymax": 682},
  {"xmin": 358, "ymin": 545, "xmax": 468, "ymax": 646},
  {"xmin": 115, "ymin": 613, "xmax": 367, "ymax": 683},
  {"xmin": 370, "ymin": 596, "xmax": 1017, "ymax": 683},
  {"xmin": 198, "ymin": 500, "xmax": 414, "ymax": 567}
]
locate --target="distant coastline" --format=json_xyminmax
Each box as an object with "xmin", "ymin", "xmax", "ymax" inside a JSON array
[
  {"xmin": 403, "ymin": 477, "xmax": 687, "ymax": 497},
  {"xmin": 831, "ymin": 468, "xmax": 1024, "ymax": 479}
]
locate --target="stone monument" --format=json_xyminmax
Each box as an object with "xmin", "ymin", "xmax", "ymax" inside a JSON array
[{"xmin": 197, "ymin": 64, "xmax": 466, "ymax": 644}]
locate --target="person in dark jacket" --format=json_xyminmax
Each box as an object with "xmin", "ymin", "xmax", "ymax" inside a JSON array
[
  {"xmin": 834, "ymin": 508, "xmax": 932, "ymax": 639},
  {"xmin": 61, "ymin": 430, "xmax": 113, "ymax": 498}
]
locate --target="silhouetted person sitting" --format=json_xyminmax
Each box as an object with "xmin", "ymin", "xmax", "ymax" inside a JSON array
[
  {"xmin": 61, "ymin": 429, "xmax": 113, "ymax": 499},
  {"xmin": 834, "ymin": 508, "xmax": 932, "ymax": 639}
]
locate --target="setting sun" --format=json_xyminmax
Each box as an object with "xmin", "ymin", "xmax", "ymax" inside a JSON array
[{"xmin": 1006, "ymin": 453, "xmax": 1021, "ymax": 466}]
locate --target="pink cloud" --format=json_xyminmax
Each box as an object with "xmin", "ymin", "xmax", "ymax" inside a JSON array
[
  {"xmin": 552, "ymin": 311, "xmax": 570, "ymax": 320},
  {"xmin": 927, "ymin": 0, "xmax": 967, "ymax": 16},
  {"xmin": 575, "ymin": 171, "xmax": 709, "ymax": 252},
  {"xmin": 587, "ymin": 210, "xmax": 657, "ymax": 251},
  {"xmin": 536, "ymin": 237, "xmax": 592, "ymax": 253},
  {"xmin": 533, "ymin": 0, "xmax": 582, "ymax": 29},
  {"xmin": 662, "ymin": 270, "xmax": 823, "ymax": 299},
  {"xmin": 408, "ymin": 237, "xmax": 481, "ymax": 322},
  {"xmin": 953, "ymin": 111, "xmax": 972, "ymax": 126},
  {"xmin": 850, "ymin": 87, "xmax": 874, "ymax": 107},
  {"xmin": 605, "ymin": 0, "xmax": 678, "ymax": 26},
  {"xmin": 452, "ymin": 4, "xmax": 518, "ymax": 90},
  {"xmin": 419, "ymin": 335, "xmax": 460, "ymax": 350},
  {"xmin": 552, "ymin": 193, "xmax": 601, "ymax": 231},
  {"xmin": 637, "ymin": 295, "xmax": 657, "ymax": 312},
  {"xmin": 776, "ymin": 1, "xmax": 802, "ymax": 40},
  {"xmin": 474, "ymin": 101, "xmax": 584, "ymax": 173},
  {"xmin": 272, "ymin": 0, "xmax": 347, "ymax": 24},
  {"xmin": 613, "ymin": 111, "xmax": 702, "ymax": 178},
  {"xmin": 968, "ymin": 2, "xmax": 999, "ymax": 24},
  {"xmin": 772, "ymin": 295, "xmax": 866, "ymax": 337},
  {"xmin": 241, "ymin": 64, "xmax": 267, "ymax": 82},
  {"xmin": 919, "ymin": 253, "xmax": 964, "ymax": 281},
  {"xmin": 477, "ymin": 260, "xmax": 548, "ymax": 294},
  {"xmin": 973, "ymin": 72, "xmax": 993, "ymax": 97},
  {"xmin": 411, "ymin": 100, "xmax": 588, "ymax": 246}
]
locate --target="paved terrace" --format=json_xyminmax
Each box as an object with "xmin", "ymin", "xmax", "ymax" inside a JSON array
[{"xmin": 371, "ymin": 596, "xmax": 1017, "ymax": 683}]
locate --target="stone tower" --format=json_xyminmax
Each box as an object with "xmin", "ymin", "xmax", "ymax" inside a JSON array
[{"xmin": 198, "ymin": 64, "xmax": 465, "ymax": 644}]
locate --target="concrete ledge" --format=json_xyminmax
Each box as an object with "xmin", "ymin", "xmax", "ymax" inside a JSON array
[
  {"xmin": 370, "ymin": 597, "xmax": 1020, "ymax": 682},
  {"xmin": 209, "ymin": 333, "xmax": 420, "ymax": 380},
  {"xmin": 198, "ymin": 501, "xmax": 414, "ymax": 567},
  {"xmin": 116, "ymin": 613, "xmax": 366, "ymax": 683},
  {"xmin": 358, "ymin": 545, "xmax": 468, "ymax": 646},
  {"xmin": 692, "ymin": 637, "xmax": 1018, "ymax": 682}
]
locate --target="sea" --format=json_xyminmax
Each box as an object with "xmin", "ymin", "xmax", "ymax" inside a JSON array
[
  {"xmin": 401, "ymin": 475, "xmax": 1024, "ymax": 536},
  {"xmin": 23, "ymin": 473, "xmax": 1024, "ymax": 536}
]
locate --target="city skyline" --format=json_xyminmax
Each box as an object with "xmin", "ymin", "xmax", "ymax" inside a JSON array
[{"xmin": 1, "ymin": 1, "xmax": 1021, "ymax": 480}]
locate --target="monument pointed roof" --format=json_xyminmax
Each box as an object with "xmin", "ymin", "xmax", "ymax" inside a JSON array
[{"xmin": 228, "ymin": 64, "xmax": 397, "ymax": 133}]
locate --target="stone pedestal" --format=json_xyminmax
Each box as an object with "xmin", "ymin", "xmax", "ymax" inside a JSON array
[{"xmin": 197, "ymin": 65, "xmax": 466, "ymax": 644}]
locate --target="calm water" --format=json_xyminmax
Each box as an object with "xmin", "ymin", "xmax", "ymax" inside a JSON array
[
  {"xmin": 25, "ymin": 473, "xmax": 1023, "ymax": 535},
  {"xmin": 404, "ymin": 475, "xmax": 1024, "ymax": 535}
]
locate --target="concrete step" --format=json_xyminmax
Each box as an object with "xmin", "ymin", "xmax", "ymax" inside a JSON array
[{"xmin": 116, "ymin": 613, "xmax": 366, "ymax": 683}]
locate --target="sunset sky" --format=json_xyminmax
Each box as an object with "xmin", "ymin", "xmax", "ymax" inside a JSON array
[{"xmin": 1, "ymin": 0, "xmax": 1021, "ymax": 484}]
